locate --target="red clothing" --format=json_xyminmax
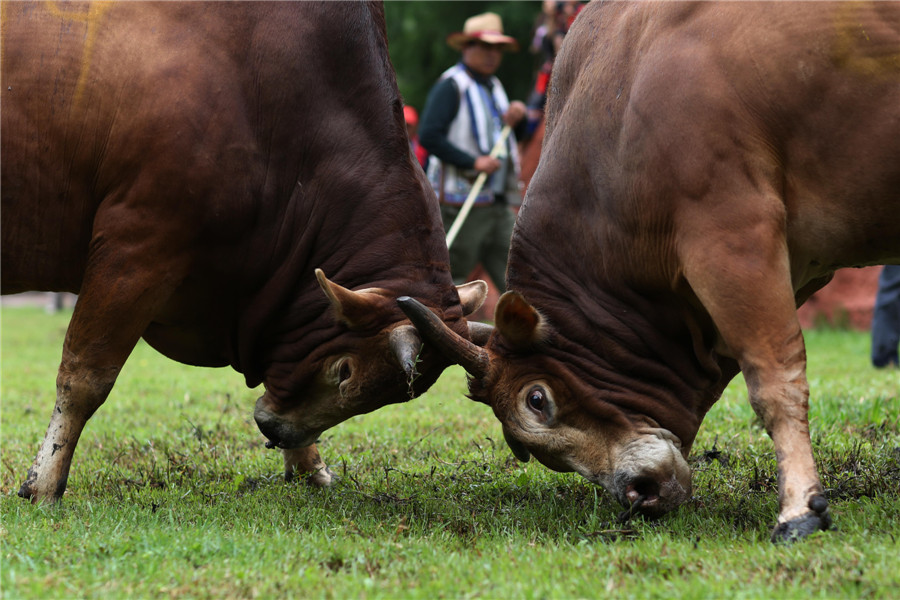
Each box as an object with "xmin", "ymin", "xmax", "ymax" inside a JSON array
[{"xmin": 410, "ymin": 136, "xmax": 429, "ymax": 169}]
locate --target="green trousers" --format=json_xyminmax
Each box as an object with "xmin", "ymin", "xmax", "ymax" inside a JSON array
[{"xmin": 441, "ymin": 202, "xmax": 515, "ymax": 292}]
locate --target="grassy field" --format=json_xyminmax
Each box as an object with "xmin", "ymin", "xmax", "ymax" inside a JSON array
[{"xmin": 1, "ymin": 305, "xmax": 898, "ymax": 599}]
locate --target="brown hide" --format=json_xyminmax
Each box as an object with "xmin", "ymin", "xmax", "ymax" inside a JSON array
[
  {"xmin": 1, "ymin": 2, "xmax": 472, "ymax": 501},
  {"xmin": 489, "ymin": 2, "xmax": 900, "ymax": 541}
]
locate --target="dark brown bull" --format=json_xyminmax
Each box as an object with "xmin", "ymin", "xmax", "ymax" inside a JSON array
[
  {"xmin": 1, "ymin": 1, "xmax": 487, "ymax": 503},
  {"xmin": 402, "ymin": 1, "xmax": 900, "ymax": 542}
]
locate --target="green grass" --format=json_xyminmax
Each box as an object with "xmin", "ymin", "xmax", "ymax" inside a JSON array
[{"xmin": 1, "ymin": 306, "xmax": 898, "ymax": 599}]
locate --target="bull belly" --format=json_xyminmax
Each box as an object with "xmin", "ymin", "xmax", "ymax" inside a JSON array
[{"xmin": 142, "ymin": 322, "xmax": 231, "ymax": 369}]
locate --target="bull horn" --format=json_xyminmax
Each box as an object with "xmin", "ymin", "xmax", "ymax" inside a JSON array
[
  {"xmin": 397, "ymin": 296, "xmax": 490, "ymax": 378},
  {"xmin": 468, "ymin": 320, "xmax": 494, "ymax": 346},
  {"xmin": 389, "ymin": 324, "xmax": 423, "ymax": 378}
]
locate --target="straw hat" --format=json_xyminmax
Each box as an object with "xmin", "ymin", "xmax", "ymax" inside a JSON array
[{"xmin": 446, "ymin": 12, "xmax": 519, "ymax": 52}]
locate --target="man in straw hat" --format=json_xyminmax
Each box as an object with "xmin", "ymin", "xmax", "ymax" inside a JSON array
[{"xmin": 420, "ymin": 11, "xmax": 527, "ymax": 294}]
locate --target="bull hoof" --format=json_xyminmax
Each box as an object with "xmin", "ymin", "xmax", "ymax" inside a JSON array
[
  {"xmin": 17, "ymin": 470, "xmax": 49, "ymax": 504},
  {"xmin": 770, "ymin": 496, "xmax": 832, "ymax": 543},
  {"xmin": 306, "ymin": 466, "xmax": 336, "ymax": 488},
  {"xmin": 17, "ymin": 483, "xmax": 35, "ymax": 502},
  {"xmin": 284, "ymin": 466, "xmax": 336, "ymax": 487},
  {"xmin": 17, "ymin": 482, "xmax": 62, "ymax": 505}
]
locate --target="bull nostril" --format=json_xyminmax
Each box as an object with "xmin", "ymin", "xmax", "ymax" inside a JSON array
[
  {"xmin": 627, "ymin": 477, "xmax": 661, "ymax": 506},
  {"xmin": 617, "ymin": 477, "xmax": 664, "ymax": 523}
]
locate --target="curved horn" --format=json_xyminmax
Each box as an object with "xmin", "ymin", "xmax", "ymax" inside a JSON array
[
  {"xmin": 389, "ymin": 324, "xmax": 423, "ymax": 378},
  {"xmin": 397, "ymin": 296, "xmax": 490, "ymax": 378},
  {"xmin": 467, "ymin": 320, "xmax": 494, "ymax": 346}
]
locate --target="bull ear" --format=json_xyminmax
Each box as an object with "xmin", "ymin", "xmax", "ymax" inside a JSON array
[
  {"xmin": 456, "ymin": 280, "xmax": 488, "ymax": 316},
  {"xmin": 495, "ymin": 291, "xmax": 546, "ymax": 349},
  {"xmin": 316, "ymin": 269, "xmax": 388, "ymax": 330}
]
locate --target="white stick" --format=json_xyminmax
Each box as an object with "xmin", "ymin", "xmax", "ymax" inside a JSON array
[{"xmin": 445, "ymin": 124, "xmax": 512, "ymax": 249}]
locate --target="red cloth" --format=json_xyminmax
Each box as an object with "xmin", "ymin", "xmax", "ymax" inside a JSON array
[{"xmin": 410, "ymin": 137, "xmax": 429, "ymax": 169}]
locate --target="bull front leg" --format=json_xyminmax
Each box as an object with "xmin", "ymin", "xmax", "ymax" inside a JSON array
[
  {"xmin": 703, "ymin": 299, "xmax": 830, "ymax": 542},
  {"xmin": 679, "ymin": 204, "xmax": 830, "ymax": 542},
  {"xmin": 740, "ymin": 330, "xmax": 831, "ymax": 542}
]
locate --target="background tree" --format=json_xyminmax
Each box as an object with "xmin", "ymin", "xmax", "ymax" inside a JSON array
[{"xmin": 384, "ymin": 1, "xmax": 544, "ymax": 111}]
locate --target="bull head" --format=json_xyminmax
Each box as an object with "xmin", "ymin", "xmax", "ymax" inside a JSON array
[
  {"xmin": 399, "ymin": 291, "xmax": 692, "ymax": 519},
  {"xmin": 254, "ymin": 270, "xmax": 487, "ymax": 453}
]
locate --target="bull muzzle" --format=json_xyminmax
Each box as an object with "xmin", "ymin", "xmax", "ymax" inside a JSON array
[
  {"xmin": 614, "ymin": 471, "xmax": 691, "ymax": 519},
  {"xmin": 254, "ymin": 394, "xmax": 320, "ymax": 449},
  {"xmin": 609, "ymin": 433, "xmax": 693, "ymax": 519}
]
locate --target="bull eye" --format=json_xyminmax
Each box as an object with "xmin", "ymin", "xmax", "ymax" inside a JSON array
[
  {"xmin": 338, "ymin": 359, "xmax": 352, "ymax": 384},
  {"xmin": 526, "ymin": 386, "xmax": 546, "ymax": 413}
]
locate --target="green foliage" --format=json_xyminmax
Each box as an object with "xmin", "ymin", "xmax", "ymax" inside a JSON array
[
  {"xmin": 1, "ymin": 307, "xmax": 898, "ymax": 598},
  {"xmin": 384, "ymin": 1, "xmax": 544, "ymax": 111}
]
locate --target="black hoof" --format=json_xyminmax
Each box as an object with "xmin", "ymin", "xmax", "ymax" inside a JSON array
[
  {"xmin": 18, "ymin": 468, "xmax": 38, "ymax": 500},
  {"xmin": 770, "ymin": 496, "xmax": 832, "ymax": 544},
  {"xmin": 17, "ymin": 484, "xmax": 34, "ymax": 501},
  {"xmin": 17, "ymin": 483, "xmax": 63, "ymax": 505}
]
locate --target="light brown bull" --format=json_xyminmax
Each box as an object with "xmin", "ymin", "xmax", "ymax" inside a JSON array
[{"xmin": 402, "ymin": 1, "xmax": 900, "ymax": 542}]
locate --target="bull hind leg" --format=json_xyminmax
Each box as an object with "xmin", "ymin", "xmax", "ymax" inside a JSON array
[
  {"xmin": 282, "ymin": 446, "xmax": 334, "ymax": 487},
  {"xmin": 18, "ymin": 347, "xmax": 119, "ymax": 502},
  {"xmin": 679, "ymin": 208, "xmax": 830, "ymax": 542},
  {"xmin": 18, "ymin": 246, "xmax": 187, "ymax": 503}
]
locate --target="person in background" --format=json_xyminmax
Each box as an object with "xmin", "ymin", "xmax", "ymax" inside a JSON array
[
  {"xmin": 871, "ymin": 264, "xmax": 900, "ymax": 368},
  {"xmin": 419, "ymin": 12, "xmax": 527, "ymax": 293},
  {"xmin": 403, "ymin": 105, "xmax": 429, "ymax": 170},
  {"xmin": 523, "ymin": 1, "xmax": 584, "ymax": 140}
]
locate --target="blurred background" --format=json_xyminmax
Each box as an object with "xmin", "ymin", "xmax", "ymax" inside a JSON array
[{"xmin": 384, "ymin": 1, "xmax": 544, "ymax": 110}]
